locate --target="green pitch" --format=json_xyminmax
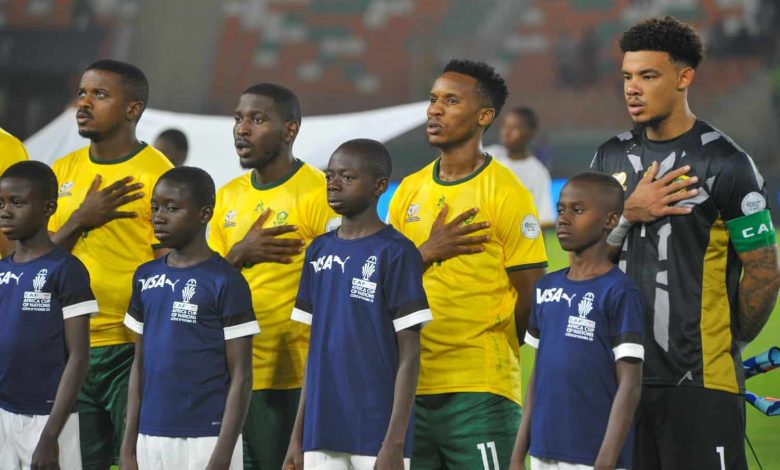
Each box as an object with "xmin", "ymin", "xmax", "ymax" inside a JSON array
[{"xmin": 520, "ymin": 231, "xmax": 780, "ymax": 469}]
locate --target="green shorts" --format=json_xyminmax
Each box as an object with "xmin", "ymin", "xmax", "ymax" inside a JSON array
[
  {"xmin": 78, "ymin": 343, "xmax": 134, "ymax": 470},
  {"xmin": 242, "ymin": 388, "xmax": 301, "ymax": 470},
  {"xmin": 412, "ymin": 392, "xmax": 521, "ymax": 470}
]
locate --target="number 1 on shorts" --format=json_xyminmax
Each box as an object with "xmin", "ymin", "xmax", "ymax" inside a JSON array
[
  {"xmin": 477, "ymin": 441, "xmax": 500, "ymax": 470},
  {"xmin": 716, "ymin": 445, "xmax": 725, "ymax": 470}
]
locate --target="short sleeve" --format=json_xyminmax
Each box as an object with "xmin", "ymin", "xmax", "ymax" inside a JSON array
[
  {"xmin": 291, "ymin": 245, "xmax": 315, "ymax": 325},
  {"xmin": 524, "ymin": 293, "xmax": 541, "ymax": 349},
  {"xmin": 383, "ymin": 244, "xmax": 431, "ymax": 332},
  {"xmin": 208, "ymin": 191, "xmax": 228, "ymax": 257},
  {"xmin": 710, "ymin": 151, "xmax": 768, "ymax": 222},
  {"xmin": 57, "ymin": 257, "xmax": 98, "ymax": 319},
  {"xmin": 124, "ymin": 270, "xmax": 145, "ymax": 334},
  {"xmin": 608, "ymin": 286, "xmax": 645, "ymax": 361},
  {"xmin": 219, "ymin": 269, "xmax": 259, "ymax": 340},
  {"xmin": 497, "ymin": 186, "xmax": 549, "ymax": 272}
]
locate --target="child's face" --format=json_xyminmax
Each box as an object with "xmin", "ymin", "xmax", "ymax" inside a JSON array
[
  {"xmin": 151, "ymin": 180, "xmax": 209, "ymax": 249},
  {"xmin": 556, "ymin": 181, "xmax": 613, "ymax": 252},
  {"xmin": 0, "ymin": 178, "xmax": 51, "ymax": 241},
  {"xmin": 325, "ymin": 150, "xmax": 384, "ymax": 217}
]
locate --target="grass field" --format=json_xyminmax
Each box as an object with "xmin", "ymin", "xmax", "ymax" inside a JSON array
[{"xmin": 520, "ymin": 231, "xmax": 780, "ymax": 469}]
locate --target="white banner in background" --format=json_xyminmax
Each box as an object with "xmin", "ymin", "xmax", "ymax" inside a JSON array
[{"xmin": 24, "ymin": 101, "xmax": 428, "ymax": 188}]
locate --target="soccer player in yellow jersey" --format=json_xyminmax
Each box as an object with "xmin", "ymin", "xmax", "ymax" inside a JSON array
[
  {"xmin": 0, "ymin": 127, "xmax": 29, "ymax": 256},
  {"xmin": 388, "ymin": 60, "xmax": 548, "ymax": 470},
  {"xmin": 48, "ymin": 60, "xmax": 172, "ymax": 470},
  {"xmin": 208, "ymin": 83, "xmax": 340, "ymax": 470}
]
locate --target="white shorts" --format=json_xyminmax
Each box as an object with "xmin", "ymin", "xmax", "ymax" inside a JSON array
[
  {"xmin": 0, "ymin": 407, "xmax": 81, "ymax": 470},
  {"xmin": 304, "ymin": 450, "xmax": 411, "ymax": 470},
  {"xmin": 137, "ymin": 433, "xmax": 243, "ymax": 470},
  {"xmin": 530, "ymin": 456, "xmax": 627, "ymax": 470}
]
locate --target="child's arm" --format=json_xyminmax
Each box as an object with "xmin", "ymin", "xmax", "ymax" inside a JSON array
[
  {"xmin": 206, "ymin": 336, "xmax": 253, "ymax": 470},
  {"xmin": 375, "ymin": 329, "xmax": 420, "ymax": 470},
  {"xmin": 509, "ymin": 367, "xmax": 536, "ymax": 470},
  {"xmin": 593, "ymin": 358, "xmax": 642, "ymax": 470},
  {"xmin": 30, "ymin": 315, "xmax": 89, "ymax": 468},
  {"xmin": 283, "ymin": 359, "xmax": 307, "ymax": 470},
  {"xmin": 119, "ymin": 334, "xmax": 144, "ymax": 470}
]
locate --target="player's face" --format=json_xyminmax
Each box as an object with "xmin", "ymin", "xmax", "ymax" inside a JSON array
[
  {"xmin": 76, "ymin": 69, "xmax": 131, "ymax": 141},
  {"xmin": 499, "ymin": 112, "xmax": 534, "ymax": 152},
  {"xmin": 556, "ymin": 182, "xmax": 611, "ymax": 252},
  {"xmin": 0, "ymin": 178, "xmax": 52, "ymax": 241},
  {"xmin": 622, "ymin": 51, "xmax": 683, "ymax": 126},
  {"xmin": 427, "ymin": 72, "xmax": 488, "ymax": 149},
  {"xmin": 326, "ymin": 151, "xmax": 385, "ymax": 217},
  {"xmin": 154, "ymin": 137, "xmax": 186, "ymax": 167},
  {"xmin": 151, "ymin": 180, "xmax": 208, "ymax": 249},
  {"xmin": 233, "ymin": 94, "xmax": 288, "ymax": 170}
]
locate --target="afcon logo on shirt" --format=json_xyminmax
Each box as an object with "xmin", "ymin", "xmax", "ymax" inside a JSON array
[
  {"xmin": 578, "ymin": 292, "xmax": 595, "ymax": 318},
  {"xmin": 58, "ymin": 182, "xmax": 74, "ymax": 197},
  {"xmin": 182, "ymin": 279, "xmax": 197, "ymax": 303},
  {"xmin": 224, "ymin": 210, "xmax": 237, "ymax": 228},
  {"xmin": 33, "ymin": 269, "xmax": 48, "ymax": 292},
  {"xmin": 362, "ymin": 256, "xmax": 377, "ymax": 280}
]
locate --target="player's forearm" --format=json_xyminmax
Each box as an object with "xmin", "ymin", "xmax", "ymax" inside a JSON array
[
  {"xmin": 595, "ymin": 361, "xmax": 642, "ymax": 468},
  {"xmin": 382, "ymin": 331, "xmax": 420, "ymax": 448},
  {"xmin": 736, "ymin": 245, "xmax": 780, "ymax": 342},
  {"xmin": 50, "ymin": 215, "xmax": 87, "ymax": 252},
  {"xmin": 289, "ymin": 361, "xmax": 307, "ymax": 447},
  {"xmin": 211, "ymin": 337, "xmax": 253, "ymax": 465},
  {"xmin": 122, "ymin": 348, "xmax": 144, "ymax": 450},
  {"xmin": 225, "ymin": 242, "xmax": 247, "ymax": 269},
  {"xmin": 511, "ymin": 370, "xmax": 535, "ymax": 464}
]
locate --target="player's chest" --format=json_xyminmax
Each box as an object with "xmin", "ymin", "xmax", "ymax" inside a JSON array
[
  {"xmin": 137, "ymin": 273, "xmax": 219, "ymax": 327},
  {"xmin": 537, "ymin": 285, "xmax": 606, "ymax": 344},
  {"xmin": 309, "ymin": 249, "xmax": 384, "ymax": 305},
  {"xmin": 398, "ymin": 188, "xmax": 492, "ymax": 241},
  {"xmin": 0, "ymin": 266, "xmax": 58, "ymax": 314},
  {"xmin": 219, "ymin": 196, "xmax": 314, "ymax": 239},
  {"xmin": 56, "ymin": 171, "xmax": 150, "ymax": 215}
]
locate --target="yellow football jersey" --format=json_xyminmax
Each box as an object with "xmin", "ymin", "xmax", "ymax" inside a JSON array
[
  {"xmin": 209, "ymin": 161, "xmax": 340, "ymax": 390},
  {"xmin": 0, "ymin": 127, "xmax": 29, "ymax": 175},
  {"xmin": 388, "ymin": 155, "xmax": 548, "ymax": 404},
  {"xmin": 49, "ymin": 144, "xmax": 173, "ymax": 347}
]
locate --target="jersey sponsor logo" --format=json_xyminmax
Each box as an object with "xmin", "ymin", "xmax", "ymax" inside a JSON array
[
  {"xmin": 566, "ymin": 292, "xmax": 596, "ymax": 342},
  {"xmin": 521, "ymin": 214, "xmax": 541, "ymax": 239},
  {"xmin": 351, "ymin": 256, "xmax": 378, "ymax": 303},
  {"xmin": 536, "ymin": 287, "xmax": 577, "ymax": 307},
  {"xmin": 139, "ymin": 274, "xmax": 180, "ymax": 292},
  {"xmin": 0, "ymin": 271, "xmax": 23, "ymax": 285},
  {"xmin": 741, "ymin": 192, "xmax": 766, "ymax": 215},
  {"xmin": 405, "ymin": 203, "xmax": 421, "ymax": 222},
  {"xmin": 612, "ymin": 172, "xmax": 627, "ymax": 191},
  {"xmin": 22, "ymin": 269, "xmax": 51, "ymax": 312},
  {"xmin": 171, "ymin": 278, "xmax": 198, "ymax": 324},
  {"xmin": 58, "ymin": 181, "xmax": 74, "ymax": 197},
  {"xmin": 310, "ymin": 254, "xmax": 350, "ymax": 273},
  {"xmin": 325, "ymin": 216, "xmax": 342, "ymax": 232},
  {"xmin": 224, "ymin": 210, "xmax": 237, "ymax": 228}
]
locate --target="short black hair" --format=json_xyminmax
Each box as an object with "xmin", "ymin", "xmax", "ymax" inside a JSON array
[
  {"xmin": 443, "ymin": 59, "xmax": 509, "ymax": 117},
  {"xmin": 86, "ymin": 59, "xmax": 150, "ymax": 117},
  {"xmin": 334, "ymin": 138, "xmax": 392, "ymax": 179},
  {"xmin": 156, "ymin": 166, "xmax": 215, "ymax": 208},
  {"xmin": 242, "ymin": 83, "xmax": 302, "ymax": 125},
  {"xmin": 156, "ymin": 129, "xmax": 189, "ymax": 154},
  {"xmin": 0, "ymin": 161, "xmax": 58, "ymax": 201},
  {"xmin": 509, "ymin": 106, "xmax": 538, "ymax": 130},
  {"xmin": 566, "ymin": 172, "xmax": 624, "ymax": 214},
  {"xmin": 620, "ymin": 16, "xmax": 704, "ymax": 69}
]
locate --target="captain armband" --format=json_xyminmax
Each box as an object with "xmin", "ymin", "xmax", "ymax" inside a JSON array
[{"xmin": 725, "ymin": 210, "xmax": 777, "ymax": 253}]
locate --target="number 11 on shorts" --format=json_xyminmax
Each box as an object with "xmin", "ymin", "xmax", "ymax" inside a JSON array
[{"xmin": 477, "ymin": 441, "xmax": 500, "ymax": 470}]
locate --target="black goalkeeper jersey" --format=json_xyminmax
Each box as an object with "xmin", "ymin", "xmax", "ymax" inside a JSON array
[{"xmin": 591, "ymin": 120, "xmax": 768, "ymax": 394}]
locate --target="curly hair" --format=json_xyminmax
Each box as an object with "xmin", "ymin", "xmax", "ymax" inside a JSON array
[
  {"xmin": 620, "ymin": 16, "xmax": 704, "ymax": 69},
  {"xmin": 443, "ymin": 59, "xmax": 509, "ymax": 117}
]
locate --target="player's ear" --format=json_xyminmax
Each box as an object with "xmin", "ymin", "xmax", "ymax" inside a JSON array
[
  {"xmin": 284, "ymin": 121, "xmax": 299, "ymax": 145},
  {"xmin": 605, "ymin": 211, "xmax": 620, "ymax": 231},
  {"xmin": 677, "ymin": 66, "xmax": 695, "ymax": 91},
  {"xmin": 126, "ymin": 100, "xmax": 144, "ymax": 122},
  {"xmin": 45, "ymin": 199, "xmax": 58, "ymax": 217},
  {"xmin": 477, "ymin": 107, "xmax": 496, "ymax": 128},
  {"xmin": 374, "ymin": 176, "xmax": 389, "ymax": 198},
  {"xmin": 200, "ymin": 204, "xmax": 214, "ymax": 225}
]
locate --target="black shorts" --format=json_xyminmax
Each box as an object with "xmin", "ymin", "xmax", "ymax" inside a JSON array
[{"xmin": 633, "ymin": 385, "xmax": 747, "ymax": 470}]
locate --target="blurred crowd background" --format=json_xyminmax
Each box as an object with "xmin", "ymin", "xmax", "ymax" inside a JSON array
[{"xmin": 1, "ymin": 0, "xmax": 779, "ymax": 215}]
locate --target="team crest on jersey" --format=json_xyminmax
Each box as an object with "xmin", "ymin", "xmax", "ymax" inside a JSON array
[
  {"xmin": 741, "ymin": 192, "xmax": 766, "ymax": 215},
  {"xmin": 224, "ymin": 210, "xmax": 237, "ymax": 228},
  {"xmin": 325, "ymin": 217, "xmax": 342, "ymax": 232},
  {"xmin": 566, "ymin": 292, "xmax": 596, "ymax": 342},
  {"xmin": 311, "ymin": 255, "xmax": 349, "ymax": 273},
  {"xmin": 436, "ymin": 196, "xmax": 445, "ymax": 209},
  {"xmin": 171, "ymin": 278, "xmax": 198, "ymax": 324},
  {"xmin": 58, "ymin": 181, "xmax": 74, "ymax": 197},
  {"xmin": 22, "ymin": 269, "xmax": 51, "ymax": 312},
  {"xmin": 521, "ymin": 214, "xmax": 541, "ymax": 240},
  {"xmin": 0, "ymin": 271, "xmax": 22, "ymax": 285},
  {"xmin": 139, "ymin": 274, "xmax": 180, "ymax": 292},
  {"xmin": 351, "ymin": 256, "xmax": 378, "ymax": 303},
  {"xmin": 255, "ymin": 201, "xmax": 265, "ymax": 213},
  {"xmin": 274, "ymin": 211, "xmax": 289, "ymax": 226},
  {"xmin": 612, "ymin": 172, "xmax": 627, "ymax": 191},
  {"xmin": 405, "ymin": 203, "xmax": 421, "ymax": 223}
]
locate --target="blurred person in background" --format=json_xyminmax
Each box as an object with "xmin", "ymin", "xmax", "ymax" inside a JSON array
[
  {"xmin": 153, "ymin": 128, "xmax": 188, "ymax": 167},
  {"xmin": 0, "ymin": 127, "xmax": 29, "ymax": 257}
]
